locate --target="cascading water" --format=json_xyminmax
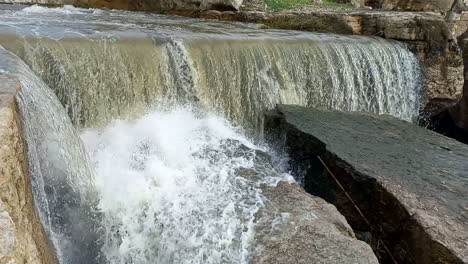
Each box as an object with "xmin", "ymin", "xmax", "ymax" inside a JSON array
[
  {"xmin": 0, "ymin": 47, "xmax": 101, "ymax": 263},
  {"xmin": 0, "ymin": 4, "xmax": 422, "ymax": 129},
  {"xmin": 0, "ymin": 4, "xmax": 423, "ymax": 264},
  {"xmin": 81, "ymin": 106, "xmax": 291, "ymax": 264}
]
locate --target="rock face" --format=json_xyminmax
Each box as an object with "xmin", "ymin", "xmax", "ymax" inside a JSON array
[
  {"xmin": 366, "ymin": 0, "xmax": 456, "ymax": 13},
  {"xmin": 426, "ymin": 38, "xmax": 468, "ymax": 143},
  {"xmin": 254, "ymin": 181, "xmax": 379, "ymax": 264},
  {"xmin": 265, "ymin": 105, "xmax": 468, "ymax": 264},
  {"xmin": 0, "ymin": 74, "xmax": 57, "ymax": 264}
]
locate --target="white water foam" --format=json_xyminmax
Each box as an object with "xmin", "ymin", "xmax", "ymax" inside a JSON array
[
  {"xmin": 20, "ymin": 4, "xmax": 101, "ymax": 15},
  {"xmin": 81, "ymin": 106, "xmax": 291, "ymax": 264}
]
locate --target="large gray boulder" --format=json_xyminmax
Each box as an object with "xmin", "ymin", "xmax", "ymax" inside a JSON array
[{"xmin": 265, "ymin": 105, "xmax": 468, "ymax": 264}]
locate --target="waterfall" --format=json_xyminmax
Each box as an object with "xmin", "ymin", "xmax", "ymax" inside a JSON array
[
  {"xmin": 0, "ymin": 5, "xmax": 424, "ymax": 264},
  {"xmin": 0, "ymin": 5, "xmax": 422, "ymax": 129}
]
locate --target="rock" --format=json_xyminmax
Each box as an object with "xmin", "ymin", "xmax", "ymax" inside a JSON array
[
  {"xmin": 254, "ymin": 181, "xmax": 379, "ymax": 264},
  {"xmin": 199, "ymin": 9, "xmax": 238, "ymax": 20},
  {"xmin": 420, "ymin": 97, "xmax": 468, "ymax": 144},
  {"xmin": 264, "ymin": 105, "xmax": 468, "ymax": 264},
  {"xmin": 0, "ymin": 206, "xmax": 15, "ymax": 263},
  {"xmin": 351, "ymin": 0, "xmax": 366, "ymax": 8},
  {"xmin": 199, "ymin": 0, "xmax": 242, "ymax": 10},
  {"xmin": 426, "ymin": 101, "xmax": 468, "ymax": 143},
  {"xmin": 366, "ymin": 0, "xmax": 456, "ymax": 13},
  {"xmin": 0, "ymin": 73, "xmax": 57, "ymax": 264},
  {"xmin": 229, "ymin": 140, "xmax": 378, "ymax": 263},
  {"xmin": 424, "ymin": 37, "xmax": 468, "ymax": 143}
]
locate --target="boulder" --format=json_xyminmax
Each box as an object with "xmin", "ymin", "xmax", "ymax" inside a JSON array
[
  {"xmin": 254, "ymin": 181, "xmax": 379, "ymax": 264},
  {"xmin": 265, "ymin": 105, "xmax": 468, "ymax": 264},
  {"xmin": 0, "ymin": 74, "xmax": 57, "ymax": 264}
]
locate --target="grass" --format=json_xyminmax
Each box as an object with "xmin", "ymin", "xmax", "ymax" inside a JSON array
[{"xmin": 264, "ymin": 0, "xmax": 352, "ymax": 11}]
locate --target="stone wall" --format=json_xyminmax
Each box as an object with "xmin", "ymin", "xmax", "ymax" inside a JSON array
[{"xmin": 0, "ymin": 74, "xmax": 57, "ymax": 264}]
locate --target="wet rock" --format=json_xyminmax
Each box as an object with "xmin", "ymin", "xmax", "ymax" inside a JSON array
[
  {"xmin": 265, "ymin": 105, "xmax": 468, "ymax": 264},
  {"xmin": 0, "ymin": 74, "xmax": 57, "ymax": 264},
  {"xmin": 254, "ymin": 181, "xmax": 379, "ymax": 264}
]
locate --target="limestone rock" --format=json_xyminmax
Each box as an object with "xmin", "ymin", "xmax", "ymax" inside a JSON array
[
  {"xmin": 265, "ymin": 105, "xmax": 468, "ymax": 264},
  {"xmin": 426, "ymin": 38, "xmax": 468, "ymax": 143},
  {"xmin": 254, "ymin": 181, "xmax": 379, "ymax": 264},
  {"xmin": 0, "ymin": 206, "xmax": 15, "ymax": 263},
  {"xmin": 351, "ymin": 0, "xmax": 365, "ymax": 8},
  {"xmin": 366, "ymin": 0, "xmax": 456, "ymax": 13},
  {"xmin": 0, "ymin": 70, "xmax": 57, "ymax": 264}
]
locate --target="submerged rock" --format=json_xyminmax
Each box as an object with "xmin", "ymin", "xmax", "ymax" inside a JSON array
[
  {"xmin": 254, "ymin": 181, "xmax": 378, "ymax": 264},
  {"xmin": 265, "ymin": 105, "xmax": 468, "ymax": 264}
]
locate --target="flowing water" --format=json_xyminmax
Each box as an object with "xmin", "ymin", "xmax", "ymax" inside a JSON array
[
  {"xmin": 0, "ymin": 4, "xmax": 422, "ymax": 129},
  {"xmin": 0, "ymin": 4, "xmax": 423, "ymax": 264},
  {"xmin": 0, "ymin": 46, "xmax": 100, "ymax": 263}
]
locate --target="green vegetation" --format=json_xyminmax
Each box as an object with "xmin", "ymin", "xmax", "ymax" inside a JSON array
[{"xmin": 264, "ymin": 0, "xmax": 352, "ymax": 11}]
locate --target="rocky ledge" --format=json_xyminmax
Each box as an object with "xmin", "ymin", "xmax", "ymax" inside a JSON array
[
  {"xmin": 0, "ymin": 64, "xmax": 57, "ymax": 263},
  {"xmin": 265, "ymin": 105, "xmax": 468, "ymax": 264}
]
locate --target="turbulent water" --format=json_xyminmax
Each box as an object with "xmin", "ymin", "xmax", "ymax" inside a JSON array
[
  {"xmin": 81, "ymin": 106, "xmax": 290, "ymax": 264},
  {"xmin": 0, "ymin": 4, "xmax": 424, "ymax": 264}
]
